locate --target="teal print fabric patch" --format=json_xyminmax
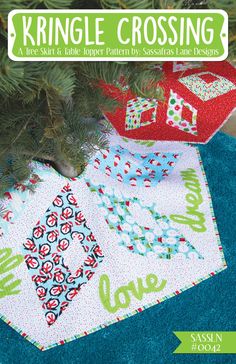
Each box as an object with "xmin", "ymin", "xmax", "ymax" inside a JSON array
[
  {"xmin": 91, "ymin": 145, "xmax": 182, "ymax": 188},
  {"xmin": 86, "ymin": 181, "xmax": 203, "ymax": 260}
]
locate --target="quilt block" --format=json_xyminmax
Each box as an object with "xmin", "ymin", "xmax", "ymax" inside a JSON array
[
  {"xmin": 104, "ymin": 61, "xmax": 236, "ymax": 143},
  {"xmin": 125, "ymin": 97, "xmax": 158, "ymax": 130},
  {"xmin": 0, "ymin": 133, "xmax": 226, "ymax": 350}
]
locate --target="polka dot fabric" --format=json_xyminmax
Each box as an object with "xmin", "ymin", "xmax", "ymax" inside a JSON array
[
  {"xmin": 103, "ymin": 61, "xmax": 236, "ymax": 143},
  {"xmin": 166, "ymin": 90, "xmax": 198, "ymax": 135}
]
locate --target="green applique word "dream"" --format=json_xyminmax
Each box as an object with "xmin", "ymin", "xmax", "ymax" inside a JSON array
[
  {"xmin": 99, "ymin": 273, "xmax": 167, "ymax": 313},
  {"xmin": 170, "ymin": 168, "xmax": 207, "ymax": 233},
  {"xmin": 0, "ymin": 248, "xmax": 24, "ymax": 299}
]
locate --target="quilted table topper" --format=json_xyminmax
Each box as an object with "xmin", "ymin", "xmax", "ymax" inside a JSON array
[
  {"xmin": 103, "ymin": 61, "xmax": 236, "ymax": 143},
  {"xmin": 0, "ymin": 133, "xmax": 226, "ymax": 350}
]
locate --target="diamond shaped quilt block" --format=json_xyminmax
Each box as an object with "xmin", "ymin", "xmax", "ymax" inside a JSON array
[
  {"xmin": 86, "ymin": 181, "xmax": 203, "ymax": 260},
  {"xmin": 166, "ymin": 90, "xmax": 198, "ymax": 135},
  {"xmin": 22, "ymin": 183, "xmax": 104, "ymax": 326},
  {"xmin": 125, "ymin": 97, "xmax": 158, "ymax": 130},
  {"xmin": 179, "ymin": 72, "xmax": 236, "ymax": 101}
]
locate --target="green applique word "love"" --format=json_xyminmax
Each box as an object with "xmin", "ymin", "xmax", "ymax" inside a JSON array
[
  {"xmin": 99, "ymin": 273, "xmax": 167, "ymax": 313},
  {"xmin": 170, "ymin": 168, "xmax": 207, "ymax": 233},
  {"xmin": 0, "ymin": 248, "xmax": 24, "ymax": 299}
]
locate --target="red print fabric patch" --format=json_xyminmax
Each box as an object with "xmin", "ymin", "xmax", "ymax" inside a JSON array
[{"xmin": 103, "ymin": 61, "xmax": 236, "ymax": 143}]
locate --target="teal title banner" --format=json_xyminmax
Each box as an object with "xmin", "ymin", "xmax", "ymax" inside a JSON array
[{"xmin": 8, "ymin": 10, "xmax": 228, "ymax": 61}]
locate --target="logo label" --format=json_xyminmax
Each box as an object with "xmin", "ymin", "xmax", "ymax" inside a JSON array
[{"xmin": 8, "ymin": 10, "xmax": 228, "ymax": 61}]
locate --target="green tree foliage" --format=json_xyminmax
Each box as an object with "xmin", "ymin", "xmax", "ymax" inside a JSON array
[{"xmin": 0, "ymin": 0, "xmax": 235, "ymax": 197}]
